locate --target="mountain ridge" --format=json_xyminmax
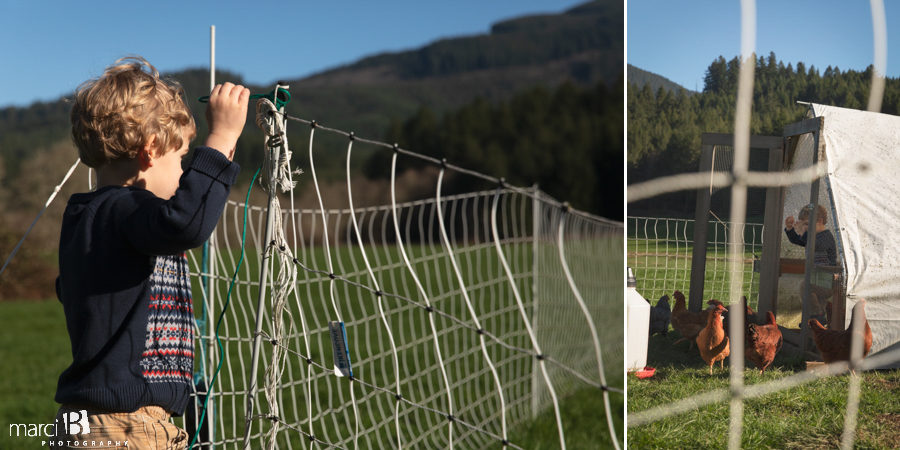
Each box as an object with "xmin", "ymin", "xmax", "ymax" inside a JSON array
[
  {"xmin": 627, "ymin": 64, "xmax": 693, "ymax": 94},
  {"xmin": 303, "ymin": 1, "xmax": 618, "ymax": 84}
]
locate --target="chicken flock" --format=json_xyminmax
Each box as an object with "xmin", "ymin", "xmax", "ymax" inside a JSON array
[{"xmin": 646, "ymin": 291, "xmax": 872, "ymax": 374}]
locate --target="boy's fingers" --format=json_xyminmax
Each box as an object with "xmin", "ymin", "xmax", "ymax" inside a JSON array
[
  {"xmin": 209, "ymin": 83, "xmax": 249, "ymax": 107},
  {"xmin": 222, "ymin": 84, "xmax": 244, "ymax": 102},
  {"xmin": 230, "ymin": 84, "xmax": 246, "ymax": 101},
  {"xmin": 227, "ymin": 83, "xmax": 241, "ymax": 99},
  {"xmin": 214, "ymin": 82, "xmax": 234, "ymax": 100}
]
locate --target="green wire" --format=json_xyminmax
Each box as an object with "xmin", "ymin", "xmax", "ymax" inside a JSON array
[
  {"xmin": 190, "ymin": 164, "xmax": 262, "ymax": 448},
  {"xmin": 198, "ymin": 87, "xmax": 291, "ymax": 110}
]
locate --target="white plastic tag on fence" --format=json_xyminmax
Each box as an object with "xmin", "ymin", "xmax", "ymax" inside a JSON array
[{"xmin": 329, "ymin": 321, "xmax": 353, "ymax": 377}]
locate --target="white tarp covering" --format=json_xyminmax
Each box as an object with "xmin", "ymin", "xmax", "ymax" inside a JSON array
[{"xmin": 808, "ymin": 103, "xmax": 900, "ymax": 360}]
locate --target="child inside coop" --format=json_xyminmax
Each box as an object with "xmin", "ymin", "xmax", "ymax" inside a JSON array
[{"xmin": 784, "ymin": 204, "xmax": 838, "ymax": 323}]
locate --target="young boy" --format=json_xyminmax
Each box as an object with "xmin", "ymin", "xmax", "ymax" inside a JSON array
[
  {"xmin": 784, "ymin": 204, "xmax": 838, "ymax": 321},
  {"xmin": 52, "ymin": 56, "xmax": 249, "ymax": 448}
]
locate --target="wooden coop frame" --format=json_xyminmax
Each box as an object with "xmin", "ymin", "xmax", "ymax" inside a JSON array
[
  {"xmin": 689, "ymin": 129, "xmax": 847, "ymax": 354},
  {"xmin": 781, "ymin": 117, "xmax": 847, "ymax": 353},
  {"xmin": 688, "ymin": 133, "xmax": 784, "ymax": 315}
]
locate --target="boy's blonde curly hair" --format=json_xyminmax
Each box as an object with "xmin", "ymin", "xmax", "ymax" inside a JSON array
[
  {"xmin": 799, "ymin": 204, "xmax": 828, "ymax": 225},
  {"xmin": 71, "ymin": 56, "xmax": 196, "ymax": 168}
]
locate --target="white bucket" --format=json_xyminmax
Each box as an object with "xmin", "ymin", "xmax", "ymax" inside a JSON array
[{"xmin": 626, "ymin": 267, "xmax": 650, "ymax": 371}]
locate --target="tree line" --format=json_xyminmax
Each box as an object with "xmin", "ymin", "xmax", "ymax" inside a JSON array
[
  {"xmin": 365, "ymin": 80, "xmax": 622, "ymax": 220},
  {"xmin": 628, "ymin": 52, "xmax": 900, "ymax": 216}
]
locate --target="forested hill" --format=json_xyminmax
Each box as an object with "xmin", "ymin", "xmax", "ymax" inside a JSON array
[
  {"xmin": 628, "ymin": 52, "xmax": 900, "ymax": 216},
  {"xmin": 367, "ymin": 80, "xmax": 621, "ymax": 219},
  {"xmin": 627, "ymin": 64, "xmax": 691, "ymax": 95},
  {"xmin": 0, "ymin": 0, "xmax": 618, "ymax": 178}
]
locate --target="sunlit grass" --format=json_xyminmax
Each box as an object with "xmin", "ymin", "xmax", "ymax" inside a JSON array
[{"xmin": 628, "ymin": 332, "xmax": 900, "ymax": 449}]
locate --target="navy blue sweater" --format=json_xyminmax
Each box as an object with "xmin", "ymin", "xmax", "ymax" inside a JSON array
[
  {"xmin": 784, "ymin": 227, "xmax": 837, "ymax": 266},
  {"xmin": 55, "ymin": 147, "xmax": 239, "ymax": 415}
]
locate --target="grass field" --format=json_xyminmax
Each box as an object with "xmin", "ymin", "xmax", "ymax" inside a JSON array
[
  {"xmin": 180, "ymin": 234, "xmax": 620, "ymax": 445},
  {"xmin": 0, "ymin": 300, "xmax": 70, "ymax": 450},
  {"xmin": 0, "ymin": 189, "xmax": 623, "ymax": 448},
  {"xmin": 0, "ymin": 225, "xmax": 622, "ymax": 449},
  {"xmin": 628, "ymin": 331, "xmax": 900, "ymax": 449},
  {"xmin": 627, "ymin": 238, "xmax": 762, "ymax": 310},
  {"xmin": 0, "ymin": 297, "xmax": 622, "ymax": 449}
]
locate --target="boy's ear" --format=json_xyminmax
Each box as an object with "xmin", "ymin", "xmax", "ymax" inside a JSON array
[
  {"xmin": 138, "ymin": 149, "xmax": 153, "ymax": 170},
  {"xmin": 139, "ymin": 136, "xmax": 158, "ymax": 170},
  {"xmin": 143, "ymin": 136, "xmax": 159, "ymax": 158}
]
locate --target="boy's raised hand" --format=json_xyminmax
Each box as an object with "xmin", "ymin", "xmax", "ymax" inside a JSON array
[
  {"xmin": 205, "ymin": 82, "xmax": 250, "ymax": 160},
  {"xmin": 785, "ymin": 216, "xmax": 795, "ymax": 230}
]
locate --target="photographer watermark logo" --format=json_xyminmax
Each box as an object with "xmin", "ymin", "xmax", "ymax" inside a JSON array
[
  {"xmin": 8, "ymin": 409, "xmax": 90, "ymax": 438},
  {"xmin": 9, "ymin": 410, "xmax": 129, "ymax": 447}
]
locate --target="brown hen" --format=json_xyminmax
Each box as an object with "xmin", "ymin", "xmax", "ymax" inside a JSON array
[
  {"xmin": 745, "ymin": 311, "xmax": 783, "ymax": 373},
  {"xmin": 671, "ymin": 290, "xmax": 710, "ymax": 349},
  {"xmin": 696, "ymin": 304, "xmax": 730, "ymax": 374},
  {"xmin": 708, "ymin": 296, "xmax": 758, "ymax": 330},
  {"xmin": 809, "ymin": 299, "xmax": 873, "ymax": 364}
]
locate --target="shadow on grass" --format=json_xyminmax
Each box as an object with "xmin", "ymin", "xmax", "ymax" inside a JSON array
[{"xmin": 642, "ymin": 329, "xmax": 808, "ymax": 378}]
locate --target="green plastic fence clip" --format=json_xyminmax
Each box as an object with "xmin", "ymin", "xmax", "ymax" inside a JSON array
[{"xmin": 198, "ymin": 87, "xmax": 291, "ymax": 110}]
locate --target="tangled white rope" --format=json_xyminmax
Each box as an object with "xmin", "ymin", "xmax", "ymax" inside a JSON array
[{"xmin": 250, "ymin": 92, "xmax": 302, "ymax": 450}]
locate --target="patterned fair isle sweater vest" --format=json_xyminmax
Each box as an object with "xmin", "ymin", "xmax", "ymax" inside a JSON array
[{"xmin": 140, "ymin": 254, "xmax": 194, "ymax": 385}]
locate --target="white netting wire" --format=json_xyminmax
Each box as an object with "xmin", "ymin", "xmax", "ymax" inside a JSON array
[{"xmin": 174, "ymin": 104, "xmax": 623, "ymax": 448}]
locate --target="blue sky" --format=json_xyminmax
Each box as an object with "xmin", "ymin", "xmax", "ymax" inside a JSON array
[
  {"xmin": 0, "ymin": 0, "xmax": 585, "ymax": 108},
  {"xmin": 628, "ymin": 1, "xmax": 900, "ymax": 92}
]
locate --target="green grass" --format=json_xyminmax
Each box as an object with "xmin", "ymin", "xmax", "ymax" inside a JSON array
[
  {"xmin": 628, "ymin": 331, "xmax": 900, "ymax": 449},
  {"xmin": 186, "ymin": 237, "xmax": 621, "ymax": 448},
  {"xmin": 515, "ymin": 379, "xmax": 624, "ymax": 449},
  {"xmin": 627, "ymin": 238, "xmax": 762, "ymax": 311},
  {"xmin": 0, "ymin": 300, "xmax": 69, "ymax": 450},
  {"xmin": 0, "ymin": 299, "xmax": 622, "ymax": 450}
]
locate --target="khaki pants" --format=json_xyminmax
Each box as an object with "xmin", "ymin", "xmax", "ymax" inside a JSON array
[{"xmin": 52, "ymin": 404, "xmax": 187, "ymax": 449}]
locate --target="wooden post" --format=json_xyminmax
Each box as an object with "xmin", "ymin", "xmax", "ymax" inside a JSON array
[
  {"xmin": 690, "ymin": 143, "xmax": 714, "ymax": 312},
  {"xmin": 800, "ymin": 126, "xmax": 823, "ymax": 353},
  {"xmin": 832, "ymin": 275, "xmax": 847, "ymax": 332},
  {"xmin": 756, "ymin": 141, "xmax": 784, "ymax": 319}
]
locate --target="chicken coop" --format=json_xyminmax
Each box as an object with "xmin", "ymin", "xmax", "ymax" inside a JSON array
[{"xmin": 690, "ymin": 104, "xmax": 900, "ymax": 366}]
